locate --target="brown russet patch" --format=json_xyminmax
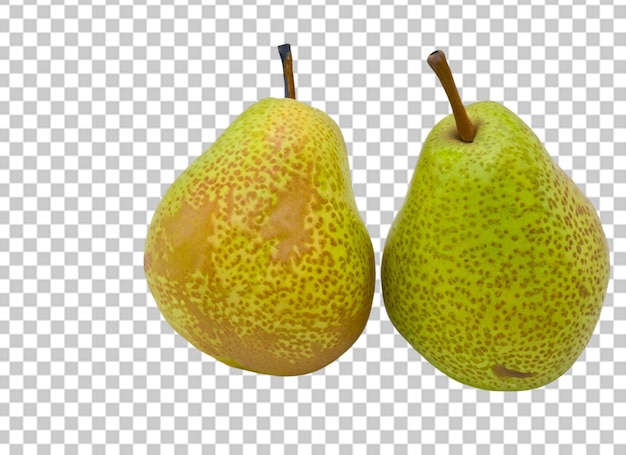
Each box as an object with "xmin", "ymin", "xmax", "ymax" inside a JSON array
[
  {"xmin": 261, "ymin": 162, "xmax": 324, "ymax": 264},
  {"xmin": 492, "ymin": 364, "xmax": 534, "ymax": 379}
]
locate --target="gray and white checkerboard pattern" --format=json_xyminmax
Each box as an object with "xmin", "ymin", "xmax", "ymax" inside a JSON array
[{"xmin": 1, "ymin": 0, "xmax": 625, "ymax": 453}]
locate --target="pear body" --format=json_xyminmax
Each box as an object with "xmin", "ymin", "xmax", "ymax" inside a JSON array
[
  {"xmin": 145, "ymin": 98, "xmax": 375, "ymax": 376},
  {"xmin": 382, "ymin": 101, "xmax": 609, "ymax": 391}
]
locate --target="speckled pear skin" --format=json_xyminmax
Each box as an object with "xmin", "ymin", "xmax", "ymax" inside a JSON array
[
  {"xmin": 381, "ymin": 101, "xmax": 610, "ymax": 391},
  {"xmin": 144, "ymin": 97, "xmax": 375, "ymax": 376}
]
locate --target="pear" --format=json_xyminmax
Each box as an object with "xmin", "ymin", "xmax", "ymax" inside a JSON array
[
  {"xmin": 381, "ymin": 50, "xmax": 610, "ymax": 391},
  {"xmin": 144, "ymin": 45, "xmax": 375, "ymax": 376}
]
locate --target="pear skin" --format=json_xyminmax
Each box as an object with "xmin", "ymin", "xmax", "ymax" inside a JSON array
[
  {"xmin": 382, "ymin": 100, "xmax": 610, "ymax": 391},
  {"xmin": 145, "ymin": 97, "xmax": 375, "ymax": 376}
]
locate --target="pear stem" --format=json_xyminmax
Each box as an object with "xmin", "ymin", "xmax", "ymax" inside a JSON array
[
  {"xmin": 427, "ymin": 50, "xmax": 475, "ymax": 143},
  {"xmin": 278, "ymin": 44, "xmax": 296, "ymax": 100}
]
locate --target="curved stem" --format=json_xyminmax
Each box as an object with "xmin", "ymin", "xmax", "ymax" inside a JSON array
[
  {"xmin": 278, "ymin": 44, "xmax": 296, "ymax": 100},
  {"xmin": 427, "ymin": 50, "xmax": 475, "ymax": 143}
]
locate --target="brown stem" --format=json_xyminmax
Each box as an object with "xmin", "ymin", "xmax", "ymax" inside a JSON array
[
  {"xmin": 427, "ymin": 50, "xmax": 475, "ymax": 142},
  {"xmin": 278, "ymin": 44, "xmax": 296, "ymax": 99}
]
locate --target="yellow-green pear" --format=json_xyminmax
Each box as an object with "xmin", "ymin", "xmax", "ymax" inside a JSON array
[
  {"xmin": 144, "ymin": 45, "xmax": 375, "ymax": 376},
  {"xmin": 381, "ymin": 50, "xmax": 610, "ymax": 391}
]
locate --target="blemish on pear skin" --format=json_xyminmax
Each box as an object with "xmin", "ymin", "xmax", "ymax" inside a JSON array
[
  {"xmin": 144, "ymin": 252, "xmax": 152, "ymax": 273},
  {"xmin": 157, "ymin": 198, "xmax": 220, "ymax": 276},
  {"xmin": 261, "ymin": 162, "xmax": 324, "ymax": 264},
  {"xmin": 492, "ymin": 364, "xmax": 534, "ymax": 379}
]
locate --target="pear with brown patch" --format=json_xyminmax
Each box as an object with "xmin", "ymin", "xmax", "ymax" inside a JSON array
[
  {"xmin": 144, "ymin": 45, "xmax": 375, "ymax": 375},
  {"xmin": 381, "ymin": 51, "xmax": 610, "ymax": 391}
]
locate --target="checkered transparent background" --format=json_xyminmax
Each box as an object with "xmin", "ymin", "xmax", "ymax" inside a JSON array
[{"xmin": 1, "ymin": 0, "xmax": 625, "ymax": 454}]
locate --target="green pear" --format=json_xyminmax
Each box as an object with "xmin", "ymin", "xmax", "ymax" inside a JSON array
[
  {"xmin": 381, "ymin": 50, "xmax": 610, "ymax": 391},
  {"xmin": 144, "ymin": 45, "xmax": 375, "ymax": 376}
]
